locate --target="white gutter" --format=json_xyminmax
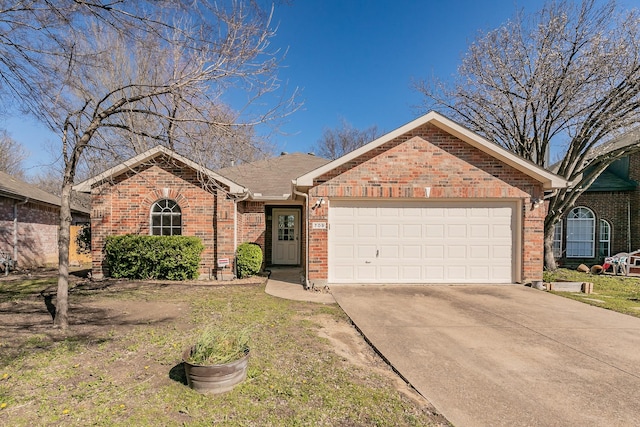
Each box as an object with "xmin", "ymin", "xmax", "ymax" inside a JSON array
[
  {"xmin": 13, "ymin": 197, "xmax": 29, "ymax": 263},
  {"xmin": 292, "ymin": 185, "xmax": 310, "ymax": 288}
]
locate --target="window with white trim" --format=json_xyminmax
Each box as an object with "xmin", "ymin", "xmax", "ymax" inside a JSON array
[
  {"xmin": 552, "ymin": 221, "xmax": 563, "ymax": 258},
  {"xmin": 151, "ymin": 199, "xmax": 182, "ymax": 236},
  {"xmin": 566, "ymin": 207, "xmax": 595, "ymax": 258},
  {"xmin": 598, "ymin": 219, "xmax": 611, "ymax": 259}
]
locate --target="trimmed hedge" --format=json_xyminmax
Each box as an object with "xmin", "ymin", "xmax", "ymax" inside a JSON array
[
  {"xmin": 236, "ymin": 242, "xmax": 263, "ymax": 278},
  {"xmin": 105, "ymin": 235, "xmax": 204, "ymax": 280}
]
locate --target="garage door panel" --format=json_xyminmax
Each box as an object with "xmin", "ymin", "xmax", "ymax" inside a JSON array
[
  {"xmin": 333, "ymin": 265, "xmax": 355, "ymax": 281},
  {"xmin": 447, "ymin": 224, "xmax": 467, "ymax": 238},
  {"xmin": 447, "ymin": 245, "xmax": 467, "ymax": 258},
  {"xmin": 333, "ymin": 223, "xmax": 354, "ymax": 237},
  {"xmin": 426, "ymin": 224, "xmax": 444, "ymax": 237},
  {"xmin": 469, "ymin": 266, "xmax": 490, "ymax": 281},
  {"xmin": 380, "ymin": 266, "xmax": 399, "ymax": 280},
  {"xmin": 356, "ymin": 265, "xmax": 377, "ymax": 280},
  {"xmin": 379, "ymin": 245, "xmax": 399, "ymax": 258},
  {"xmin": 329, "ymin": 201, "xmax": 515, "ymax": 284},
  {"xmin": 403, "ymin": 245, "xmax": 422, "ymax": 258},
  {"xmin": 469, "ymin": 245, "xmax": 490, "ymax": 259},
  {"xmin": 333, "ymin": 244, "xmax": 354, "ymax": 258},
  {"xmin": 425, "ymin": 245, "xmax": 444, "ymax": 258},
  {"xmin": 402, "ymin": 224, "xmax": 422, "ymax": 237},
  {"xmin": 425, "ymin": 265, "xmax": 445, "ymax": 280},
  {"xmin": 402, "ymin": 265, "xmax": 422, "ymax": 280},
  {"xmin": 492, "ymin": 265, "xmax": 512, "ymax": 278},
  {"xmin": 493, "ymin": 224, "xmax": 511, "ymax": 238},
  {"xmin": 357, "ymin": 224, "xmax": 377, "ymax": 238},
  {"xmin": 470, "ymin": 208, "xmax": 489, "ymax": 217},
  {"xmin": 357, "ymin": 245, "xmax": 376, "ymax": 258},
  {"xmin": 425, "ymin": 208, "xmax": 444, "ymax": 217},
  {"xmin": 380, "ymin": 208, "xmax": 400, "ymax": 217},
  {"xmin": 380, "ymin": 224, "xmax": 399, "ymax": 237},
  {"xmin": 447, "ymin": 265, "xmax": 467, "ymax": 280},
  {"xmin": 470, "ymin": 224, "xmax": 490, "ymax": 238},
  {"xmin": 492, "ymin": 245, "xmax": 512, "ymax": 259}
]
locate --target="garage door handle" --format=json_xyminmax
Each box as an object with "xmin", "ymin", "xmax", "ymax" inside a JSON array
[{"xmin": 376, "ymin": 249, "xmax": 379, "ymax": 258}]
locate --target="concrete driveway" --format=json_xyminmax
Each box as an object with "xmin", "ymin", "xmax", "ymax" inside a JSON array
[{"xmin": 331, "ymin": 285, "xmax": 640, "ymax": 427}]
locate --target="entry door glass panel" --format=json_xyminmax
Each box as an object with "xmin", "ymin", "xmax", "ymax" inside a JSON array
[{"xmin": 278, "ymin": 215, "xmax": 296, "ymax": 241}]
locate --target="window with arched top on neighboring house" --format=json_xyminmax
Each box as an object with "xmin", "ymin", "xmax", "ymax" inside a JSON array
[
  {"xmin": 150, "ymin": 199, "xmax": 182, "ymax": 236},
  {"xmin": 566, "ymin": 207, "xmax": 595, "ymax": 258},
  {"xmin": 552, "ymin": 221, "xmax": 563, "ymax": 258},
  {"xmin": 598, "ymin": 219, "xmax": 611, "ymax": 259}
]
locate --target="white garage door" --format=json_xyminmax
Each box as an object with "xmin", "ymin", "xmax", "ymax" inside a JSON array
[{"xmin": 328, "ymin": 201, "xmax": 516, "ymax": 284}]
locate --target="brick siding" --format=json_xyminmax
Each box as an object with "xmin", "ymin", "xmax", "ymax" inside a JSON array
[
  {"xmin": 90, "ymin": 156, "xmax": 233, "ymax": 279},
  {"xmin": 556, "ymin": 152, "xmax": 640, "ymax": 268},
  {"xmin": 307, "ymin": 123, "xmax": 545, "ymax": 284},
  {"xmin": 0, "ymin": 196, "xmax": 88, "ymax": 267}
]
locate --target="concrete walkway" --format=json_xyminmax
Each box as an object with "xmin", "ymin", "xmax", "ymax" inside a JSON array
[
  {"xmin": 264, "ymin": 267, "xmax": 335, "ymax": 304},
  {"xmin": 332, "ymin": 284, "xmax": 640, "ymax": 427}
]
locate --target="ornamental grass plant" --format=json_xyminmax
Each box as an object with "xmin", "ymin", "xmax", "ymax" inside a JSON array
[{"xmin": 187, "ymin": 326, "xmax": 250, "ymax": 365}]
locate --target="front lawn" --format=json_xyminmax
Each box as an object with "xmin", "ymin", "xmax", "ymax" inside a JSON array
[
  {"xmin": 0, "ymin": 276, "xmax": 448, "ymax": 426},
  {"xmin": 544, "ymin": 269, "xmax": 640, "ymax": 318}
]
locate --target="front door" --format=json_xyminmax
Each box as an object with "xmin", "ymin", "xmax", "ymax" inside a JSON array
[{"xmin": 272, "ymin": 209, "xmax": 300, "ymax": 265}]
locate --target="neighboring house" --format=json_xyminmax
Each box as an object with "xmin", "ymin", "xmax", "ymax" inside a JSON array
[
  {"xmin": 0, "ymin": 171, "xmax": 90, "ymax": 268},
  {"xmin": 552, "ymin": 130, "xmax": 640, "ymax": 268},
  {"xmin": 75, "ymin": 111, "xmax": 567, "ymax": 285}
]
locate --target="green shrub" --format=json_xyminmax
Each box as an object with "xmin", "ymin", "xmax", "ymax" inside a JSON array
[
  {"xmin": 104, "ymin": 235, "xmax": 204, "ymax": 280},
  {"xmin": 236, "ymin": 242, "xmax": 262, "ymax": 278}
]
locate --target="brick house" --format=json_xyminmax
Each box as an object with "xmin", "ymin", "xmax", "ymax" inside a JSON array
[
  {"xmin": 0, "ymin": 171, "xmax": 90, "ymax": 268},
  {"xmin": 75, "ymin": 111, "xmax": 567, "ymax": 284},
  {"xmin": 552, "ymin": 130, "xmax": 640, "ymax": 268}
]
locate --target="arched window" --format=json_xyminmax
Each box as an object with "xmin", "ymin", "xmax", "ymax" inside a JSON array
[
  {"xmin": 598, "ymin": 219, "xmax": 611, "ymax": 258},
  {"xmin": 151, "ymin": 199, "xmax": 182, "ymax": 236},
  {"xmin": 566, "ymin": 207, "xmax": 595, "ymax": 258}
]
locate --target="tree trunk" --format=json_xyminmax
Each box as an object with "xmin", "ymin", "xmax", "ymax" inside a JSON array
[
  {"xmin": 54, "ymin": 179, "xmax": 73, "ymax": 329},
  {"xmin": 543, "ymin": 222, "xmax": 557, "ymax": 271}
]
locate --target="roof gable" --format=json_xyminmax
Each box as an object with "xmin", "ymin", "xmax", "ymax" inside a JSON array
[
  {"xmin": 73, "ymin": 146, "xmax": 245, "ymax": 194},
  {"xmin": 295, "ymin": 111, "xmax": 567, "ymax": 190},
  {"xmin": 320, "ymin": 135, "xmax": 538, "ymax": 196}
]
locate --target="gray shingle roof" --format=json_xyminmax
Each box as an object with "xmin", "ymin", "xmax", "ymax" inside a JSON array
[
  {"xmin": 218, "ymin": 153, "xmax": 330, "ymax": 198},
  {"xmin": 0, "ymin": 170, "xmax": 90, "ymax": 214}
]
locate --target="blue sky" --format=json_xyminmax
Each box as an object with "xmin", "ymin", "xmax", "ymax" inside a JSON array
[{"xmin": 3, "ymin": 0, "xmax": 626, "ymax": 175}]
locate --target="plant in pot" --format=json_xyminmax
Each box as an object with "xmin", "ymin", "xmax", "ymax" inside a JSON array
[{"xmin": 182, "ymin": 326, "xmax": 250, "ymax": 394}]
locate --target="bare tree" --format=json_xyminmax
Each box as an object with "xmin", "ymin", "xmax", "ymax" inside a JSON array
[
  {"xmin": 0, "ymin": 1, "xmax": 298, "ymax": 328},
  {"xmin": 313, "ymin": 118, "xmax": 381, "ymax": 160},
  {"xmin": 0, "ymin": 130, "xmax": 28, "ymax": 178},
  {"xmin": 416, "ymin": 0, "xmax": 640, "ymax": 270}
]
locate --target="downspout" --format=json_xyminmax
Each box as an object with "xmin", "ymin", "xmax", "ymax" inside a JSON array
[
  {"xmin": 292, "ymin": 184, "xmax": 310, "ymax": 288},
  {"xmin": 233, "ymin": 190, "xmax": 250, "ymax": 278},
  {"xmin": 233, "ymin": 190, "xmax": 250, "ymax": 253},
  {"xmin": 13, "ymin": 197, "xmax": 29, "ymax": 264}
]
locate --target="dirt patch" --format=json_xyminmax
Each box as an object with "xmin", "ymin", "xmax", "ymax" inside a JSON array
[{"xmin": 315, "ymin": 314, "xmax": 449, "ymax": 424}]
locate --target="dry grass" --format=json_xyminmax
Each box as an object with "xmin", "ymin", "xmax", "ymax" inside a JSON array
[{"xmin": 0, "ymin": 276, "xmax": 448, "ymax": 426}]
